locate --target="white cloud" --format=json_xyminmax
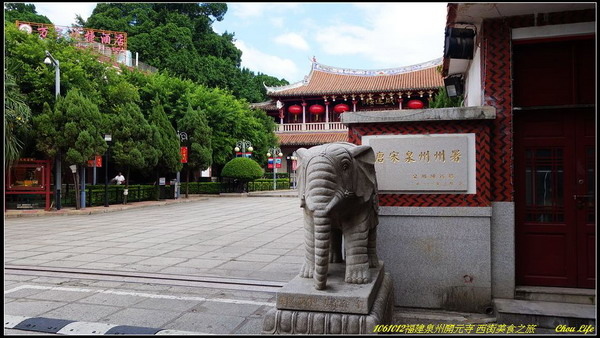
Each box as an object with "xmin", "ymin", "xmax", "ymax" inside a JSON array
[
  {"xmin": 32, "ymin": 3, "xmax": 97, "ymax": 26},
  {"xmin": 274, "ymin": 33, "xmax": 310, "ymax": 51},
  {"xmin": 234, "ymin": 40, "xmax": 301, "ymax": 81},
  {"xmin": 314, "ymin": 3, "xmax": 447, "ymax": 67},
  {"xmin": 229, "ymin": 3, "xmax": 301, "ymax": 19}
]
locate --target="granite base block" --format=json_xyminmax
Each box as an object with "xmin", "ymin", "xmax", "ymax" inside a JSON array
[
  {"xmin": 276, "ymin": 262, "xmax": 385, "ymax": 315},
  {"xmin": 262, "ymin": 272, "xmax": 394, "ymax": 334}
]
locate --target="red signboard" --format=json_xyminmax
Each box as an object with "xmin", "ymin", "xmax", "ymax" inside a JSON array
[
  {"xmin": 16, "ymin": 21, "xmax": 127, "ymax": 54},
  {"xmin": 88, "ymin": 156, "xmax": 102, "ymax": 167},
  {"xmin": 180, "ymin": 146, "xmax": 188, "ymax": 163}
]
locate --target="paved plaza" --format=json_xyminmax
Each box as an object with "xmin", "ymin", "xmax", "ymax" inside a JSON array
[{"xmin": 4, "ymin": 195, "xmax": 305, "ymax": 334}]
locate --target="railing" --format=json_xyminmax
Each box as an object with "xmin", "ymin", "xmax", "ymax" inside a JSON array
[{"xmin": 276, "ymin": 122, "xmax": 347, "ymax": 132}]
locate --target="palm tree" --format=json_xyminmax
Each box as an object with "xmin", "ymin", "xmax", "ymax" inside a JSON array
[{"xmin": 5, "ymin": 61, "xmax": 32, "ymax": 169}]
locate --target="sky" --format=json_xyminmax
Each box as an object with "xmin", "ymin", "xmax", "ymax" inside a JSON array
[{"xmin": 29, "ymin": 2, "xmax": 449, "ymax": 83}]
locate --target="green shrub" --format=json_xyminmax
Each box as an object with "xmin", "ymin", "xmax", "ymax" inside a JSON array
[
  {"xmin": 180, "ymin": 182, "xmax": 221, "ymax": 194},
  {"xmin": 429, "ymin": 86, "xmax": 463, "ymax": 108},
  {"xmin": 221, "ymin": 157, "xmax": 264, "ymax": 181},
  {"xmin": 262, "ymin": 172, "xmax": 289, "ymax": 179},
  {"xmin": 249, "ymin": 178, "xmax": 290, "ymax": 191}
]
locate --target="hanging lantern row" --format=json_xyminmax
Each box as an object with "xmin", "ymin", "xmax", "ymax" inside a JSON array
[{"xmin": 282, "ymin": 92, "xmax": 431, "ymax": 115}]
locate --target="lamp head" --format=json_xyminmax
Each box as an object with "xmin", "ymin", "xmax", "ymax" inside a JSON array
[
  {"xmin": 247, "ymin": 146, "xmax": 253, "ymax": 152},
  {"xmin": 44, "ymin": 57, "xmax": 52, "ymax": 65},
  {"xmin": 234, "ymin": 146, "xmax": 240, "ymax": 152}
]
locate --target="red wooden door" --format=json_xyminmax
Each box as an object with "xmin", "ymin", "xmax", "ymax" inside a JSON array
[
  {"xmin": 515, "ymin": 109, "xmax": 595, "ymax": 288},
  {"xmin": 513, "ymin": 37, "xmax": 595, "ymax": 288}
]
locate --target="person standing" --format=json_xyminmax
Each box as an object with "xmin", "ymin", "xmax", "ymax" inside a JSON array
[{"xmin": 113, "ymin": 172, "xmax": 125, "ymax": 185}]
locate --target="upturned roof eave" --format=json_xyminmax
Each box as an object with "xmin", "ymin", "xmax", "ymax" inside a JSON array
[
  {"xmin": 266, "ymin": 58, "xmax": 443, "ymax": 95},
  {"xmin": 270, "ymin": 85, "xmax": 442, "ymax": 98}
]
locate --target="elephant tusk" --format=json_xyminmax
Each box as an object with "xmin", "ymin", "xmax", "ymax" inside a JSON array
[
  {"xmin": 323, "ymin": 193, "xmax": 342, "ymax": 215},
  {"xmin": 343, "ymin": 190, "xmax": 356, "ymax": 198}
]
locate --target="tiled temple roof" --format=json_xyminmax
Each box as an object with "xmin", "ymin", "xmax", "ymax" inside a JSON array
[
  {"xmin": 277, "ymin": 132, "xmax": 348, "ymax": 146},
  {"xmin": 266, "ymin": 58, "xmax": 444, "ymax": 97}
]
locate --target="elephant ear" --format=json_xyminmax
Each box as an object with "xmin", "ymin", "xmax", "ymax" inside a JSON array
[
  {"xmin": 349, "ymin": 145, "xmax": 377, "ymax": 203},
  {"xmin": 296, "ymin": 148, "xmax": 309, "ymax": 207}
]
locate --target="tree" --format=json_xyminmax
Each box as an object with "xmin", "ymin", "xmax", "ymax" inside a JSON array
[
  {"xmin": 147, "ymin": 98, "xmax": 182, "ymax": 198},
  {"xmin": 221, "ymin": 157, "xmax": 264, "ymax": 192},
  {"xmin": 5, "ymin": 59, "xmax": 32, "ymax": 169},
  {"xmin": 4, "ymin": 23, "xmax": 108, "ymax": 114},
  {"xmin": 177, "ymin": 104, "xmax": 212, "ymax": 197},
  {"xmin": 33, "ymin": 89, "xmax": 108, "ymax": 209},
  {"xmin": 4, "ymin": 3, "xmax": 52, "ymax": 24},
  {"xmin": 84, "ymin": 3, "xmax": 287, "ymax": 102},
  {"xmin": 109, "ymin": 103, "xmax": 159, "ymax": 203}
]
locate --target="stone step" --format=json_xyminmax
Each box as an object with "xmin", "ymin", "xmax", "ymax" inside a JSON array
[
  {"xmin": 392, "ymin": 307, "xmax": 497, "ymax": 325},
  {"xmin": 494, "ymin": 298, "xmax": 596, "ymax": 329},
  {"xmin": 516, "ymin": 286, "xmax": 596, "ymax": 305}
]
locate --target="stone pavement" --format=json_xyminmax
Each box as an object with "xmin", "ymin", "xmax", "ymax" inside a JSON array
[
  {"xmin": 4, "ymin": 193, "xmax": 303, "ymax": 335},
  {"xmin": 5, "ymin": 191, "xmax": 543, "ymax": 335}
]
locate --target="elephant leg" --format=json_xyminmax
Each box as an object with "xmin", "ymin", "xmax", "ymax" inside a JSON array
[
  {"xmin": 343, "ymin": 213, "xmax": 370, "ymax": 284},
  {"xmin": 299, "ymin": 210, "xmax": 315, "ymax": 279},
  {"xmin": 367, "ymin": 226, "xmax": 380, "ymax": 268},
  {"xmin": 329, "ymin": 228, "xmax": 343, "ymax": 263}
]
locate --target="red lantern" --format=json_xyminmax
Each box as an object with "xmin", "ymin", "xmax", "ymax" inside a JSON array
[
  {"xmin": 288, "ymin": 105, "xmax": 302, "ymax": 115},
  {"xmin": 309, "ymin": 104, "xmax": 324, "ymax": 115},
  {"xmin": 407, "ymin": 99, "xmax": 424, "ymax": 109},
  {"xmin": 333, "ymin": 103, "xmax": 350, "ymax": 113}
]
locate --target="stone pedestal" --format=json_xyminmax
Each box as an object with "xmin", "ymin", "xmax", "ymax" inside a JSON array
[{"xmin": 262, "ymin": 262, "xmax": 394, "ymax": 334}]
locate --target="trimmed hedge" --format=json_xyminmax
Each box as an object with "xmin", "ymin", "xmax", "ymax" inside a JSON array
[
  {"xmin": 262, "ymin": 172, "xmax": 289, "ymax": 179},
  {"xmin": 180, "ymin": 182, "xmax": 222, "ymax": 194},
  {"xmin": 222, "ymin": 157, "xmax": 264, "ymax": 181},
  {"xmin": 249, "ymin": 178, "xmax": 290, "ymax": 191}
]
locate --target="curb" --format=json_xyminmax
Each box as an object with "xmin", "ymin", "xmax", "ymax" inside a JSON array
[
  {"xmin": 4, "ymin": 197, "xmax": 209, "ymax": 218},
  {"xmin": 4, "ymin": 315, "xmax": 209, "ymax": 335},
  {"xmin": 4, "ymin": 191, "xmax": 299, "ymax": 218}
]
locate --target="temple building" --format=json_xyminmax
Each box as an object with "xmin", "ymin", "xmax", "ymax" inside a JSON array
[{"xmin": 251, "ymin": 58, "xmax": 444, "ymax": 176}]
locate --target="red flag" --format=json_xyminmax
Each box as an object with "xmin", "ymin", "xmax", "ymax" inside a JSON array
[{"xmin": 180, "ymin": 146, "xmax": 188, "ymax": 163}]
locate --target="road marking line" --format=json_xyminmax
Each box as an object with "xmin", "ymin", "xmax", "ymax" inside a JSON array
[
  {"xmin": 5, "ymin": 315, "xmax": 211, "ymax": 335},
  {"xmin": 5, "ymin": 284, "xmax": 274, "ymax": 307},
  {"xmin": 4, "ymin": 315, "xmax": 31, "ymax": 328},
  {"xmin": 56, "ymin": 321, "xmax": 117, "ymax": 335}
]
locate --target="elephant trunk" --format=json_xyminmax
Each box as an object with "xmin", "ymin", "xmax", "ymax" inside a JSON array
[
  {"xmin": 313, "ymin": 209, "xmax": 330, "ymax": 290},
  {"xmin": 305, "ymin": 158, "xmax": 339, "ymax": 290}
]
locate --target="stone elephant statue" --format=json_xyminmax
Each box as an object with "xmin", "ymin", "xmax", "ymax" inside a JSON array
[{"xmin": 296, "ymin": 142, "xmax": 380, "ymax": 290}]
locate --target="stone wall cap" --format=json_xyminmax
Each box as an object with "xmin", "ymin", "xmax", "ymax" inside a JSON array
[{"xmin": 341, "ymin": 106, "xmax": 496, "ymax": 125}]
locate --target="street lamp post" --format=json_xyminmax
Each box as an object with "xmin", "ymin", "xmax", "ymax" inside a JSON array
[
  {"xmin": 267, "ymin": 147, "xmax": 283, "ymax": 191},
  {"xmin": 287, "ymin": 152, "xmax": 298, "ymax": 189},
  {"xmin": 176, "ymin": 131, "xmax": 188, "ymax": 199},
  {"xmin": 69, "ymin": 165, "xmax": 80, "ymax": 210},
  {"xmin": 234, "ymin": 140, "xmax": 253, "ymax": 158},
  {"xmin": 104, "ymin": 134, "xmax": 112, "ymax": 207},
  {"xmin": 44, "ymin": 51, "xmax": 62, "ymax": 210}
]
